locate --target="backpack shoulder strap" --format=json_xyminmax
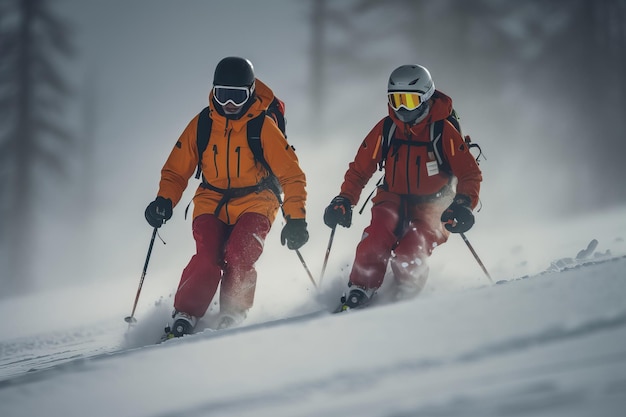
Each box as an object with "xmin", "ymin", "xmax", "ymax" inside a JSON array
[
  {"xmin": 246, "ymin": 112, "xmax": 272, "ymax": 174},
  {"xmin": 195, "ymin": 106, "xmax": 212, "ymax": 179},
  {"xmin": 447, "ymin": 108, "xmax": 462, "ymax": 135},
  {"xmin": 247, "ymin": 112, "xmax": 284, "ymax": 203},
  {"xmin": 379, "ymin": 116, "xmax": 396, "ymax": 171},
  {"xmin": 430, "ymin": 119, "xmax": 445, "ymax": 167},
  {"xmin": 267, "ymin": 97, "xmax": 286, "ymax": 137},
  {"xmin": 429, "ymin": 109, "xmax": 462, "ymax": 171}
]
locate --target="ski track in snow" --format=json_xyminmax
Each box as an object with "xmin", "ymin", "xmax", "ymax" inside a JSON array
[
  {"xmin": 0, "ymin": 254, "xmax": 625, "ymax": 417},
  {"xmin": 1, "ymin": 255, "xmax": 624, "ymax": 387},
  {"xmin": 149, "ymin": 257, "xmax": 626, "ymax": 417},
  {"xmin": 0, "ymin": 321, "xmax": 124, "ymax": 383}
]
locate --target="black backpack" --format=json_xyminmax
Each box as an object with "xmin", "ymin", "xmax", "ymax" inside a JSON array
[{"xmin": 190, "ymin": 97, "xmax": 287, "ymax": 217}]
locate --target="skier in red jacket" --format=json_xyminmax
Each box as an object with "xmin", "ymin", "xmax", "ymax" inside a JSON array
[{"xmin": 324, "ymin": 64, "xmax": 482, "ymax": 310}]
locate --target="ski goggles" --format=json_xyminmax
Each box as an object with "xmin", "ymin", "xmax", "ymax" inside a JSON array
[
  {"xmin": 387, "ymin": 92, "xmax": 425, "ymax": 111},
  {"xmin": 213, "ymin": 84, "xmax": 254, "ymax": 107}
]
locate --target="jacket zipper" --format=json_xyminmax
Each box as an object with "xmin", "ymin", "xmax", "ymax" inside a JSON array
[
  {"xmin": 225, "ymin": 119, "xmax": 232, "ymax": 189},
  {"xmin": 405, "ymin": 127, "xmax": 412, "ymax": 194},
  {"xmin": 225, "ymin": 119, "xmax": 232, "ymax": 223},
  {"xmin": 235, "ymin": 146, "xmax": 241, "ymax": 177},
  {"xmin": 212, "ymin": 144, "xmax": 219, "ymax": 178},
  {"xmin": 391, "ymin": 150, "xmax": 399, "ymax": 187},
  {"xmin": 415, "ymin": 155, "xmax": 421, "ymax": 191}
]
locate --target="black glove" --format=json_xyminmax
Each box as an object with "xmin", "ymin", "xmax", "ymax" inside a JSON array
[
  {"xmin": 323, "ymin": 195, "xmax": 352, "ymax": 228},
  {"xmin": 281, "ymin": 218, "xmax": 309, "ymax": 250},
  {"xmin": 441, "ymin": 194, "xmax": 474, "ymax": 233},
  {"xmin": 145, "ymin": 196, "xmax": 173, "ymax": 228}
]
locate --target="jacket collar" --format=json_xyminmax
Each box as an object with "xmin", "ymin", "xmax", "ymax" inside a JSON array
[
  {"xmin": 208, "ymin": 78, "xmax": 276, "ymax": 131},
  {"xmin": 387, "ymin": 89, "xmax": 454, "ymax": 133}
]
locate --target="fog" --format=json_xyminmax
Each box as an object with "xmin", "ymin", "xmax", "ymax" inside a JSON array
[{"xmin": 2, "ymin": 0, "xmax": 625, "ymax": 299}]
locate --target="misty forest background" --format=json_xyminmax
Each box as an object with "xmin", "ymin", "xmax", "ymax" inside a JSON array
[{"xmin": 1, "ymin": 0, "xmax": 625, "ymax": 297}]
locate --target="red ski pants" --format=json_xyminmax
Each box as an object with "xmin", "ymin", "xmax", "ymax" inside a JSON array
[
  {"xmin": 173, "ymin": 213, "xmax": 271, "ymax": 318},
  {"xmin": 349, "ymin": 191, "xmax": 451, "ymax": 290}
]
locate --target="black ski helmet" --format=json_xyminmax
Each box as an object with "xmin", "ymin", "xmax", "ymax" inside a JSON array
[{"xmin": 213, "ymin": 56, "xmax": 255, "ymax": 87}]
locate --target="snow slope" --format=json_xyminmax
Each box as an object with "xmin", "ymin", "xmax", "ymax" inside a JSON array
[{"xmin": 1, "ymin": 208, "xmax": 625, "ymax": 417}]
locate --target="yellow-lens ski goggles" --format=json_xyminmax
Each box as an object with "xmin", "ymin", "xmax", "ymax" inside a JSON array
[{"xmin": 387, "ymin": 92, "xmax": 424, "ymax": 111}]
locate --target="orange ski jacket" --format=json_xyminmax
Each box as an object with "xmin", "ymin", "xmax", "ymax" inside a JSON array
[
  {"xmin": 340, "ymin": 90, "xmax": 482, "ymax": 209},
  {"xmin": 157, "ymin": 79, "xmax": 306, "ymax": 225}
]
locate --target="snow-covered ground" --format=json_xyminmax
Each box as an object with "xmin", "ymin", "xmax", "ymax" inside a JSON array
[
  {"xmin": 1, "ymin": 207, "xmax": 625, "ymax": 417},
  {"xmin": 3, "ymin": 2, "xmax": 626, "ymax": 416}
]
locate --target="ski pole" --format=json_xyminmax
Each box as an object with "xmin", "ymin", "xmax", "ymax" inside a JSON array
[
  {"xmin": 460, "ymin": 232, "xmax": 493, "ymax": 283},
  {"xmin": 358, "ymin": 176, "xmax": 383, "ymax": 215},
  {"xmin": 277, "ymin": 201, "xmax": 317, "ymax": 289},
  {"xmin": 319, "ymin": 226, "xmax": 336, "ymax": 287},
  {"xmin": 295, "ymin": 249, "xmax": 318, "ymax": 289},
  {"xmin": 125, "ymin": 227, "xmax": 158, "ymax": 323}
]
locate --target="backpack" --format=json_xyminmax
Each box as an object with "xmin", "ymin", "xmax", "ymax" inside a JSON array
[
  {"xmin": 190, "ymin": 97, "xmax": 287, "ymax": 216},
  {"xmin": 378, "ymin": 109, "xmax": 483, "ymax": 172},
  {"xmin": 357, "ymin": 110, "xmax": 484, "ymax": 214}
]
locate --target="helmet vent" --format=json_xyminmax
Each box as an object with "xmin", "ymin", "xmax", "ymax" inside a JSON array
[{"xmin": 387, "ymin": 64, "xmax": 434, "ymax": 95}]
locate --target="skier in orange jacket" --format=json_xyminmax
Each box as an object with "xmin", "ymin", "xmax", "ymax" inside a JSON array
[
  {"xmin": 145, "ymin": 57, "xmax": 308, "ymax": 335},
  {"xmin": 324, "ymin": 64, "xmax": 482, "ymax": 310}
]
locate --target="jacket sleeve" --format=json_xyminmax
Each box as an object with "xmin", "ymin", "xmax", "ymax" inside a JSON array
[
  {"xmin": 339, "ymin": 119, "xmax": 385, "ymax": 205},
  {"xmin": 259, "ymin": 119, "xmax": 307, "ymax": 220},
  {"xmin": 157, "ymin": 114, "xmax": 200, "ymax": 207},
  {"xmin": 441, "ymin": 120, "xmax": 482, "ymax": 209}
]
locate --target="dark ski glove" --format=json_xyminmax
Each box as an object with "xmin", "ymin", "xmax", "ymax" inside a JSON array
[
  {"xmin": 323, "ymin": 195, "xmax": 352, "ymax": 228},
  {"xmin": 441, "ymin": 194, "xmax": 474, "ymax": 233},
  {"xmin": 145, "ymin": 196, "xmax": 173, "ymax": 228},
  {"xmin": 281, "ymin": 218, "xmax": 309, "ymax": 250}
]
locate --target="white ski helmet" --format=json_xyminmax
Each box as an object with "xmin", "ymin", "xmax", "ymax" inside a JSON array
[{"xmin": 387, "ymin": 65, "xmax": 435, "ymax": 123}]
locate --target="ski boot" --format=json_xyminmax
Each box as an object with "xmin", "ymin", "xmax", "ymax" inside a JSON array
[
  {"xmin": 392, "ymin": 272, "xmax": 428, "ymax": 302},
  {"xmin": 216, "ymin": 310, "xmax": 246, "ymax": 330},
  {"xmin": 164, "ymin": 311, "xmax": 198, "ymax": 339},
  {"xmin": 336, "ymin": 286, "xmax": 375, "ymax": 313}
]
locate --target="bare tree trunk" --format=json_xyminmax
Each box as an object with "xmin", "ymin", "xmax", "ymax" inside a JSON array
[
  {"xmin": 611, "ymin": 0, "xmax": 626, "ymax": 130},
  {"xmin": 9, "ymin": 0, "xmax": 36, "ymax": 293},
  {"xmin": 2, "ymin": 0, "xmax": 74, "ymax": 295},
  {"xmin": 310, "ymin": 0, "xmax": 326, "ymax": 129}
]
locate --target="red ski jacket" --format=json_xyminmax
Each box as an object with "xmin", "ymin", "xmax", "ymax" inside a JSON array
[{"xmin": 339, "ymin": 90, "xmax": 482, "ymax": 209}]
